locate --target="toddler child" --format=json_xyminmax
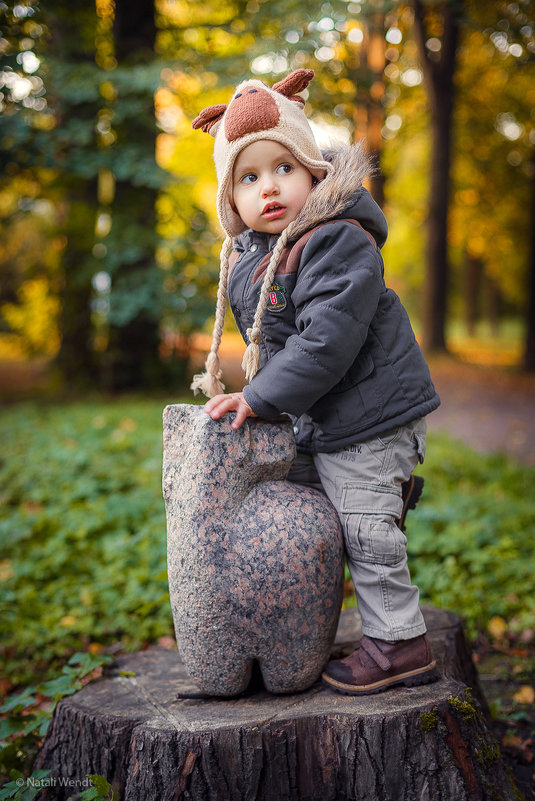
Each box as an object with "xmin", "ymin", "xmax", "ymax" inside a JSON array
[{"xmin": 191, "ymin": 68, "xmax": 440, "ymax": 695}]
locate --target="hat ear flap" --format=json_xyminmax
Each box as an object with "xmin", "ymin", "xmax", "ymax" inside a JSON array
[
  {"xmin": 192, "ymin": 104, "xmax": 227, "ymax": 134},
  {"xmin": 272, "ymin": 69, "xmax": 315, "ymax": 98}
]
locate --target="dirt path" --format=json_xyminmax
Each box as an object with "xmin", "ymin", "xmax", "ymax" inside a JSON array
[{"xmin": 426, "ymin": 356, "xmax": 535, "ymax": 465}]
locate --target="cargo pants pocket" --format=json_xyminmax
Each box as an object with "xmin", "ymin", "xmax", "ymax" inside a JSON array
[
  {"xmin": 343, "ymin": 512, "xmax": 407, "ymax": 566},
  {"xmin": 340, "ymin": 481, "xmax": 407, "ymax": 567}
]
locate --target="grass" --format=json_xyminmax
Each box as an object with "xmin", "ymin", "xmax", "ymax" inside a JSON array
[
  {"xmin": 0, "ymin": 397, "xmax": 182, "ymax": 687},
  {"xmin": 409, "ymin": 433, "xmax": 535, "ymax": 639},
  {"xmin": 1, "ymin": 395, "xmax": 533, "ymax": 683}
]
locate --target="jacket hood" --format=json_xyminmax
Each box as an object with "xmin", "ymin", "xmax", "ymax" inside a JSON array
[{"xmin": 288, "ymin": 142, "xmax": 388, "ymax": 248}]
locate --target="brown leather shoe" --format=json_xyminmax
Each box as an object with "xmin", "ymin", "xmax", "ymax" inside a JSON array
[{"xmin": 322, "ymin": 633, "xmax": 438, "ymax": 695}]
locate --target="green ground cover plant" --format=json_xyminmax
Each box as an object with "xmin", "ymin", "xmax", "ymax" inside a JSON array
[
  {"xmin": 0, "ymin": 398, "xmax": 181, "ymax": 687},
  {"xmin": 409, "ymin": 434, "xmax": 535, "ymax": 640},
  {"xmin": 1, "ymin": 398, "xmax": 534, "ymax": 686}
]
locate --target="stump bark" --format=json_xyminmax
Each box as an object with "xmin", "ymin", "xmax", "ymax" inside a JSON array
[{"xmin": 36, "ymin": 606, "xmax": 520, "ymax": 801}]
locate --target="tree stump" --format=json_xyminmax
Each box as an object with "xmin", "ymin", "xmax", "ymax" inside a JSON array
[{"xmin": 36, "ymin": 606, "xmax": 520, "ymax": 801}]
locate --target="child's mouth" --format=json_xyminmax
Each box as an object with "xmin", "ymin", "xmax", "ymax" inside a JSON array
[{"xmin": 262, "ymin": 203, "xmax": 286, "ymax": 220}]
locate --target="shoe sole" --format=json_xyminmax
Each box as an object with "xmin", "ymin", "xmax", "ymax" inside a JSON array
[{"xmin": 321, "ymin": 661, "xmax": 439, "ymax": 696}]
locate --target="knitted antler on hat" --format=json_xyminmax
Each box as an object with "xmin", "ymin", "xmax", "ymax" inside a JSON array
[{"xmin": 191, "ymin": 69, "xmax": 331, "ymax": 397}]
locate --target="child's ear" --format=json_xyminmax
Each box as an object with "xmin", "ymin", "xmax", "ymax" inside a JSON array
[{"xmin": 192, "ymin": 104, "xmax": 227, "ymax": 135}]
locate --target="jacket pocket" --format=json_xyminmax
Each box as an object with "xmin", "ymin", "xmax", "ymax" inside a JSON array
[
  {"xmin": 411, "ymin": 417, "xmax": 427, "ymax": 464},
  {"xmin": 329, "ymin": 350, "xmax": 374, "ymax": 394},
  {"xmin": 310, "ymin": 352, "xmax": 382, "ymax": 433}
]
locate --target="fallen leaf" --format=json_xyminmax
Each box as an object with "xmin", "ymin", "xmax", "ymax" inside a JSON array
[
  {"xmin": 510, "ymin": 648, "xmax": 529, "ymax": 658},
  {"xmin": 488, "ymin": 616, "xmax": 508, "ymax": 639},
  {"xmin": 157, "ymin": 636, "xmax": 177, "ymax": 650},
  {"xmin": 513, "ymin": 685, "xmax": 535, "ymax": 705},
  {"xmin": 120, "ymin": 417, "xmax": 138, "ymax": 432},
  {"xmin": 503, "ymin": 734, "xmax": 525, "ymax": 749},
  {"xmin": 503, "ymin": 734, "xmax": 534, "ymax": 763},
  {"xmin": 81, "ymin": 667, "xmax": 103, "ymax": 686}
]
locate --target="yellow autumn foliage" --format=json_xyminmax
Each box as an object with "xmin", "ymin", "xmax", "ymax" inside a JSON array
[
  {"xmin": 0, "ymin": 277, "xmax": 61, "ymax": 358},
  {"xmin": 487, "ymin": 616, "xmax": 508, "ymax": 640},
  {"xmin": 513, "ymin": 685, "xmax": 535, "ymax": 705}
]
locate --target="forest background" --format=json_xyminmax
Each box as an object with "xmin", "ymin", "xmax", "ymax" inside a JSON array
[
  {"xmin": 1, "ymin": 0, "xmax": 535, "ymax": 390},
  {"xmin": 2, "ymin": 1, "xmax": 535, "ymax": 798}
]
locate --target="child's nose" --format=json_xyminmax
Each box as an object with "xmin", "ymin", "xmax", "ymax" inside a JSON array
[{"xmin": 261, "ymin": 177, "xmax": 279, "ymax": 197}]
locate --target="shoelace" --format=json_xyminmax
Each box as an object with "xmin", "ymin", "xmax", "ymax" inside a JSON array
[{"xmin": 360, "ymin": 637, "xmax": 392, "ymax": 672}]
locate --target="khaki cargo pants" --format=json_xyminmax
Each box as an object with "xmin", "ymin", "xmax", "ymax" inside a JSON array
[{"xmin": 287, "ymin": 418, "xmax": 428, "ymax": 642}]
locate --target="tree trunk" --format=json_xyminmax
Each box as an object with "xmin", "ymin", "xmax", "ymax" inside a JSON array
[
  {"xmin": 56, "ymin": 274, "xmax": 96, "ymax": 385},
  {"xmin": 464, "ymin": 252, "xmax": 483, "ymax": 337},
  {"xmin": 413, "ymin": 1, "xmax": 462, "ymax": 353},
  {"xmin": 49, "ymin": 6, "xmax": 100, "ymax": 386},
  {"xmin": 484, "ymin": 274, "xmax": 501, "ymax": 337},
  {"xmin": 351, "ymin": 14, "xmax": 386, "ymax": 207},
  {"xmin": 36, "ymin": 606, "xmax": 521, "ymax": 801},
  {"xmin": 113, "ymin": 0, "xmax": 156, "ymax": 59},
  {"xmin": 104, "ymin": 0, "xmax": 163, "ymax": 390},
  {"xmin": 525, "ymin": 158, "xmax": 535, "ymax": 371}
]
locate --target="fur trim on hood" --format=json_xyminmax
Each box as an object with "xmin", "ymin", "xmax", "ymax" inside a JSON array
[{"xmin": 289, "ymin": 141, "xmax": 375, "ymax": 241}]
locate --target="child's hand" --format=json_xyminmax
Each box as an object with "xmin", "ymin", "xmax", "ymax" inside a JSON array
[{"xmin": 204, "ymin": 392, "xmax": 258, "ymax": 430}]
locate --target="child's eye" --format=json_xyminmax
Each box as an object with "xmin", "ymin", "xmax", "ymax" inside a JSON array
[
  {"xmin": 240, "ymin": 173, "xmax": 257, "ymax": 184},
  {"xmin": 276, "ymin": 163, "xmax": 293, "ymax": 175}
]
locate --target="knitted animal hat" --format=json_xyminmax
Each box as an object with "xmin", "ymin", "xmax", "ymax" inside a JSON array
[{"xmin": 191, "ymin": 69, "xmax": 332, "ymax": 398}]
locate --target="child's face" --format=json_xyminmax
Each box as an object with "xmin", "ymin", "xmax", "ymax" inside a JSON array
[{"xmin": 232, "ymin": 140, "xmax": 314, "ymax": 234}]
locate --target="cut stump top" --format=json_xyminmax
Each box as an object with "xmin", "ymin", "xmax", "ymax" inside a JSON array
[
  {"xmin": 37, "ymin": 606, "xmax": 520, "ymax": 801},
  {"xmin": 66, "ymin": 606, "xmax": 479, "ymax": 732}
]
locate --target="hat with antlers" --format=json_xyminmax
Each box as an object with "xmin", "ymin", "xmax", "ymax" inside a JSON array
[
  {"xmin": 190, "ymin": 69, "xmax": 332, "ymax": 398},
  {"xmin": 192, "ymin": 68, "xmax": 331, "ymax": 237}
]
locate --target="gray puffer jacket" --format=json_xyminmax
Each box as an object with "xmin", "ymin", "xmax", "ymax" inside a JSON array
[{"xmin": 227, "ymin": 144, "xmax": 440, "ymax": 453}]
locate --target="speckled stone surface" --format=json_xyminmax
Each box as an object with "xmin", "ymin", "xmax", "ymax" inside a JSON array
[{"xmin": 163, "ymin": 404, "xmax": 344, "ymax": 697}]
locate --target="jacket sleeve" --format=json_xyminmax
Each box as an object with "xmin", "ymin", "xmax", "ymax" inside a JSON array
[{"xmin": 243, "ymin": 220, "xmax": 384, "ymax": 419}]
